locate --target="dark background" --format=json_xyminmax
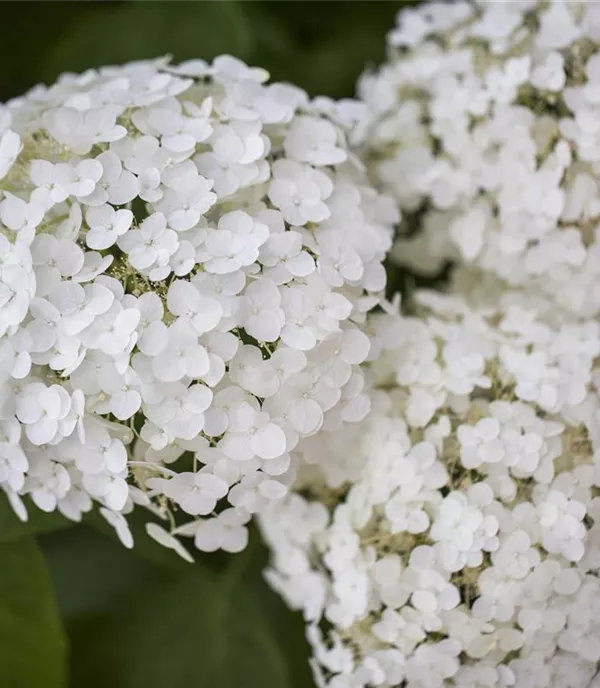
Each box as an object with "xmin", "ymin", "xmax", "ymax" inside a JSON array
[
  {"xmin": 1, "ymin": 1, "xmax": 411, "ymax": 103},
  {"xmin": 0, "ymin": 3, "xmax": 413, "ymax": 688}
]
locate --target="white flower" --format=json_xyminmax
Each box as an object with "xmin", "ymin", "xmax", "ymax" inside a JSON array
[
  {"xmin": 182, "ymin": 507, "xmax": 250, "ymax": 553},
  {"xmin": 81, "ymin": 301, "xmax": 140, "ymax": 357},
  {"xmin": 0, "ymin": 419, "xmax": 28, "ymax": 492},
  {"xmin": 221, "ymin": 406, "xmax": 287, "ymax": 461},
  {"xmin": 209, "ymin": 120, "xmax": 266, "ymax": 165},
  {"xmin": 285, "ymin": 116, "xmax": 346, "ymax": 166},
  {"xmin": 80, "ymin": 151, "xmax": 139, "ymax": 207},
  {"xmin": 317, "ymin": 230, "xmax": 364, "ymax": 288},
  {"xmin": 273, "ymin": 372, "xmax": 329, "ymax": 436},
  {"xmin": 15, "ymin": 383, "xmax": 74, "ymax": 446},
  {"xmin": 68, "ymin": 159, "xmax": 104, "ymax": 199},
  {"xmin": 118, "ymin": 212, "xmax": 178, "ymax": 280},
  {"xmin": 202, "ymin": 210, "xmax": 269, "ymax": 274},
  {"xmin": 147, "ymin": 471, "xmax": 228, "ymax": 516},
  {"xmin": 30, "ymin": 160, "xmax": 70, "ymax": 205},
  {"xmin": 100, "ymin": 507, "xmax": 134, "ymax": 549},
  {"xmin": 151, "ymin": 327, "xmax": 209, "ymax": 383},
  {"xmin": 100, "ymin": 366, "xmax": 142, "ymax": 420},
  {"xmin": 146, "ymin": 522, "xmax": 194, "ymax": 563},
  {"xmin": 0, "ymin": 130, "xmax": 22, "ymax": 181},
  {"xmin": 0, "ymin": 192, "xmax": 45, "ymax": 233},
  {"xmin": 166, "ymin": 280, "xmax": 223, "ymax": 335},
  {"xmin": 229, "ymin": 345, "xmax": 279, "ymax": 398},
  {"xmin": 259, "ymin": 228, "xmax": 315, "ymax": 284},
  {"xmin": 0, "ymin": 53, "xmax": 394, "ymax": 558},
  {"xmin": 31, "ymin": 234, "xmax": 85, "ymax": 296},
  {"xmin": 268, "ymin": 159, "xmax": 332, "ymax": 226},
  {"xmin": 537, "ymin": 489, "xmax": 587, "ymax": 562},
  {"xmin": 431, "ymin": 490, "xmax": 499, "ymax": 572},
  {"xmin": 261, "ymin": 277, "xmax": 600, "ymax": 686},
  {"xmin": 153, "ymin": 166, "xmax": 216, "ymax": 231},
  {"xmin": 458, "ymin": 418, "xmax": 504, "ymax": 469},
  {"xmin": 239, "ymin": 279, "xmax": 284, "ymax": 342},
  {"xmin": 132, "ymin": 98, "xmax": 212, "ymax": 153},
  {"xmin": 359, "ymin": 0, "xmax": 600, "ymax": 320},
  {"xmin": 85, "ymin": 205, "xmax": 133, "ymax": 250},
  {"xmin": 26, "ymin": 457, "xmax": 71, "ymax": 513},
  {"xmin": 50, "ymin": 281, "xmax": 114, "ymax": 335},
  {"xmin": 43, "ymin": 106, "xmax": 127, "ymax": 155},
  {"xmin": 531, "ymin": 51, "xmax": 566, "ymax": 91}
]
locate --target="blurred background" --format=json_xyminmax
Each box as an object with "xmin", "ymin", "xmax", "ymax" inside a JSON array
[
  {"xmin": 0, "ymin": 2, "xmax": 413, "ymax": 688},
  {"xmin": 0, "ymin": 1, "xmax": 410, "ymax": 102}
]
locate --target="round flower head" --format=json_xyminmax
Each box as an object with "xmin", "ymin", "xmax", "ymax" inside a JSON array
[
  {"xmin": 0, "ymin": 55, "xmax": 396, "ymax": 554},
  {"xmin": 261, "ymin": 293, "xmax": 600, "ymax": 688},
  {"xmin": 358, "ymin": 0, "xmax": 600, "ymax": 318}
]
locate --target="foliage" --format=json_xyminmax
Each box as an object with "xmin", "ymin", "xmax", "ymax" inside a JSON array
[
  {"xmin": 0, "ymin": 537, "xmax": 67, "ymax": 688},
  {"xmin": 0, "ymin": 1, "xmax": 408, "ymax": 103},
  {"xmin": 0, "ymin": 494, "xmax": 71, "ymax": 544},
  {"xmin": 39, "ymin": 524, "xmax": 313, "ymax": 688},
  {"xmin": 0, "ymin": 491, "xmax": 312, "ymax": 688}
]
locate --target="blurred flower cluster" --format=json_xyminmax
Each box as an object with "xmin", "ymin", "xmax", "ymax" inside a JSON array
[{"xmin": 262, "ymin": 2, "xmax": 600, "ymax": 687}]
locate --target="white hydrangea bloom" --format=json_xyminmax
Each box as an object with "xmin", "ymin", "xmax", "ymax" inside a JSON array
[
  {"xmin": 358, "ymin": 0, "xmax": 600, "ymax": 318},
  {"xmin": 0, "ymin": 55, "xmax": 396, "ymax": 554},
  {"xmin": 261, "ymin": 291, "xmax": 600, "ymax": 688}
]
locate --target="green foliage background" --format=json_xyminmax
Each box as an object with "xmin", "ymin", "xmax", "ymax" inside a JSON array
[{"xmin": 0, "ymin": 2, "xmax": 413, "ymax": 686}]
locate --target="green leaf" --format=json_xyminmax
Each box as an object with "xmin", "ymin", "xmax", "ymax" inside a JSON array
[
  {"xmin": 0, "ymin": 538, "xmax": 67, "ymax": 688},
  {"xmin": 39, "ymin": 524, "xmax": 174, "ymax": 619},
  {"xmin": 0, "ymin": 493, "xmax": 71, "ymax": 544},
  {"xmin": 121, "ymin": 546, "xmax": 292, "ymax": 688},
  {"xmin": 40, "ymin": 523, "xmax": 179, "ymax": 688},
  {"xmin": 42, "ymin": 523, "xmax": 309, "ymax": 688},
  {"xmin": 289, "ymin": 20, "xmax": 395, "ymax": 98},
  {"xmin": 0, "ymin": 1, "xmax": 95, "ymax": 101},
  {"xmin": 45, "ymin": 2, "xmax": 254, "ymax": 84},
  {"xmin": 66, "ymin": 613, "xmax": 128, "ymax": 688}
]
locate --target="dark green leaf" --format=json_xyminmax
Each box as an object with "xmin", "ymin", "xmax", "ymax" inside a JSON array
[
  {"xmin": 66, "ymin": 613, "xmax": 128, "ymax": 688},
  {"xmin": 43, "ymin": 523, "xmax": 310, "ymax": 688},
  {"xmin": 0, "ymin": 1, "xmax": 105, "ymax": 101},
  {"xmin": 121, "ymin": 545, "xmax": 292, "ymax": 688},
  {"xmin": 0, "ymin": 492, "xmax": 71, "ymax": 544},
  {"xmin": 45, "ymin": 2, "xmax": 254, "ymax": 84},
  {"xmin": 40, "ymin": 519, "xmax": 179, "ymax": 688},
  {"xmin": 0, "ymin": 538, "xmax": 67, "ymax": 688},
  {"xmin": 291, "ymin": 23, "xmax": 395, "ymax": 98},
  {"xmin": 40, "ymin": 523, "xmax": 177, "ymax": 688},
  {"xmin": 39, "ymin": 524, "xmax": 174, "ymax": 619}
]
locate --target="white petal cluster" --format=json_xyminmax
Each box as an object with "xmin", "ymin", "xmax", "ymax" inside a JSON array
[
  {"xmin": 0, "ymin": 55, "xmax": 395, "ymax": 553},
  {"xmin": 261, "ymin": 290, "xmax": 600, "ymax": 688},
  {"xmin": 358, "ymin": 0, "xmax": 600, "ymax": 318}
]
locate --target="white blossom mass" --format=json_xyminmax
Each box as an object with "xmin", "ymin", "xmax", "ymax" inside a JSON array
[
  {"xmin": 0, "ymin": 55, "xmax": 395, "ymax": 554},
  {"xmin": 263, "ymin": 2, "xmax": 600, "ymax": 687}
]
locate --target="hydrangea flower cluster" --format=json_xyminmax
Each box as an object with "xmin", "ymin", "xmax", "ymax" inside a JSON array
[
  {"xmin": 358, "ymin": 0, "xmax": 600, "ymax": 317},
  {"xmin": 0, "ymin": 55, "xmax": 396, "ymax": 553},
  {"xmin": 261, "ymin": 290, "xmax": 600, "ymax": 688}
]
